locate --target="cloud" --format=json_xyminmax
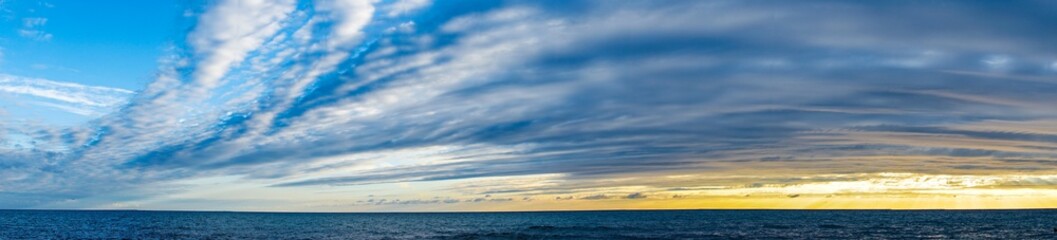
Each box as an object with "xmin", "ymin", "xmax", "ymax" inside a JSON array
[
  {"xmin": 18, "ymin": 17, "xmax": 51, "ymax": 41},
  {"xmin": 187, "ymin": 0, "xmax": 296, "ymax": 89},
  {"xmin": 0, "ymin": 74, "xmax": 133, "ymax": 116},
  {"xmin": 22, "ymin": 17, "xmax": 45, "ymax": 27},
  {"xmin": 580, "ymin": 194, "xmax": 609, "ymax": 200},
  {"xmin": 384, "ymin": 0, "xmax": 431, "ymax": 17},
  {"xmin": 17, "ymin": 29, "xmax": 51, "ymax": 41},
  {"xmin": 5, "ymin": 0, "xmax": 1057, "ymax": 210}
]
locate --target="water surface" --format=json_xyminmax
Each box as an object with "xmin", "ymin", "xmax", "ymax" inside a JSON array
[{"xmin": 1, "ymin": 210, "xmax": 1055, "ymax": 239}]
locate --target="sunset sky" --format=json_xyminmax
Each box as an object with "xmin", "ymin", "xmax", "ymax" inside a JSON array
[{"xmin": 2, "ymin": 0, "xmax": 1057, "ymax": 211}]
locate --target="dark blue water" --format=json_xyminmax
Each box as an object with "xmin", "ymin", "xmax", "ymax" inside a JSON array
[{"xmin": 2, "ymin": 210, "xmax": 1056, "ymax": 239}]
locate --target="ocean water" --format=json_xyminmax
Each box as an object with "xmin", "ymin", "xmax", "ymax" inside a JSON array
[{"xmin": 1, "ymin": 210, "xmax": 1056, "ymax": 239}]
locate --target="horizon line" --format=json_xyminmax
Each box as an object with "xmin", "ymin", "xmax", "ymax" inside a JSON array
[{"xmin": 5, "ymin": 207, "xmax": 1057, "ymax": 214}]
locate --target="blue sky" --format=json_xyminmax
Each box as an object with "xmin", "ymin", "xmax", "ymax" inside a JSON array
[
  {"xmin": 2, "ymin": 0, "xmax": 1057, "ymax": 211},
  {"xmin": 0, "ymin": 0, "xmax": 183, "ymax": 125},
  {"xmin": 0, "ymin": 0, "xmax": 186, "ymax": 89}
]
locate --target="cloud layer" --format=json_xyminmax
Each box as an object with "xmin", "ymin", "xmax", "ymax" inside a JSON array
[{"xmin": 2, "ymin": 0, "xmax": 1057, "ymax": 210}]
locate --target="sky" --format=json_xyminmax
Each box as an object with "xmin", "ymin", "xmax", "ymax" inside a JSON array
[{"xmin": 1, "ymin": 0, "xmax": 1057, "ymax": 211}]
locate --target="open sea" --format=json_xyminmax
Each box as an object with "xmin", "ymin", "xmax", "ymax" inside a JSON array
[{"xmin": 1, "ymin": 210, "xmax": 1056, "ymax": 239}]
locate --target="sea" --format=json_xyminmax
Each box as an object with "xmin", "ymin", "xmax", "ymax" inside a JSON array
[{"xmin": 1, "ymin": 210, "xmax": 1056, "ymax": 239}]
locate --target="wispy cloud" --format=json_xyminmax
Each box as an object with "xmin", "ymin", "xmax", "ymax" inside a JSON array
[
  {"xmin": 0, "ymin": 74, "xmax": 133, "ymax": 116},
  {"xmin": 18, "ymin": 17, "xmax": 51, "ymax": 41}
]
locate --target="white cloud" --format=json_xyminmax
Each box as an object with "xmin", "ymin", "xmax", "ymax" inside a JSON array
[
  {"xmin": 28, "ymin": 101, "xmax": 100, "ymax": 117},
  {"xmin": 18, "ymin": 29, "xmax": 52, "ymax": 41},
  {"xmin": 22, "ymin": 17, "xmax": 46, "ymax": 27},
  {"xmin": 316, "ymin": 0, "xmax": 374, "ymax": 50},
  {"xmin": 0, "ymin": 74, "xmax": 133, "ymax": 113},
  {"xmin": 221, "ymin": 0, "xmax": 377, "ymax": 144},
  {"xmin": 275, "ymin": 0, "xmax": 374, "ymax": 101},
  {"xmin": 69, "ymin": 0, "xmax": 305, "ymax": 170},
  {"xmin": 385, "ymin": 0, "xmax": 431, "ymax": 17},
  {"xmin": 18, "ymin": 17, "xmax": 51, "ymax": 41},
  {"xmin": 982, "ymin": 55, "xmax": 1011, "ymax": 71},
  {"xmin": 50, "ymin": 0, "xmax": 380, "ymax": 183},
  {"xmin": 187, "ymin": 0, "xmax": 296, "ymax": 89}
]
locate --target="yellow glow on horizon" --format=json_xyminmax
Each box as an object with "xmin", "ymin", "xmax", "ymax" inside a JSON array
[
  {"xmin": 482, "ymin": 195, "xmax": 1057, "ymax": 211},
  {"xmin": 444, "ymin": 172, "xmax": 1057, "ymax": 211},
  {"xmin": 90, "ymin": 172, "xmax": 1057, "ymax": 212}
]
